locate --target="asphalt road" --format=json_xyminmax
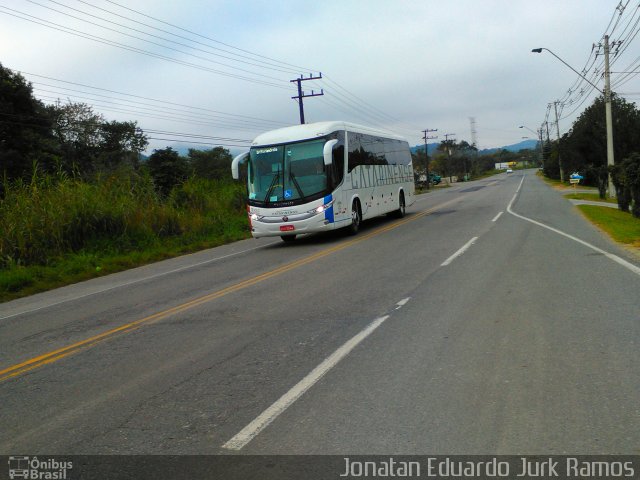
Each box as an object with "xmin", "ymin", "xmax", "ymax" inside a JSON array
[{"xmin": 1, "ymin": 170, "xmax": 639, "ymax": 455}]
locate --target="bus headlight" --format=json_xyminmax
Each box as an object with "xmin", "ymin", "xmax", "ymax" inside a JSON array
[
  {"xmin": 309, "ymin": 200, "xmax": 333, "ymax": 215},
  {"xmin": 250, "ymin": 213, "xmax": 258, "ymax": 220}
]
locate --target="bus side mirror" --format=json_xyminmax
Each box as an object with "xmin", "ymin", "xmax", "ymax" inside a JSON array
[
  {"xmin": 323, "ymin": 139, "xmax": 338, "ymax": 166},
  {"xmin": 231, "ymin": 151, "xmax": 249, "ymax": 180}
]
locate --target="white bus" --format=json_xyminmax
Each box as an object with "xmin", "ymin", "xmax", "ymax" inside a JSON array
[{"xmin": 232, "ymin": 121, "xmax": 415, "ymax": 241}]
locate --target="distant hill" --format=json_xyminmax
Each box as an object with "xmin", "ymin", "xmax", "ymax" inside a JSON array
[
  {"xmin": 411, "ymin": 139, "xmax": 538, "ymax": 156},
  {"xmin": 410, "ymin": 144, "xmax": 439, "ymax": 155},
  {"xmin": 478, "ymin": 139, "xmax": 538, "ymax": 155}
]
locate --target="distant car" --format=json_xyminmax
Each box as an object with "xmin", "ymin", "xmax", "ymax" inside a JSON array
[
  {"xmin": 506, "ymin": 168, "xmax": 513, "ymax": 173},
  {"xmin": 429, "ymin": 172, "xmax": 442, "ymax": 185}
]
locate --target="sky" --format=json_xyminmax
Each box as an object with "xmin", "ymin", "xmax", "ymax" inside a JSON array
[{"xmin": 1, "ymin": 0, "xmax": 639, "ymax": 154}]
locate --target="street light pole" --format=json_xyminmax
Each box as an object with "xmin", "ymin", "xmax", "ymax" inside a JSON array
[
  {"xmin": 519, "ymin": 125, "xmax": 543, "ymax": 167},
  {"xmin": 532, "ymin": 46, "xmax": 615, "ymax": 193}
]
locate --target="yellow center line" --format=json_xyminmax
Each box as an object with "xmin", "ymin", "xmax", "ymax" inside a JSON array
[{"xmin": 0, "ymin": 196, "xmax": 463, "ymax": 383}]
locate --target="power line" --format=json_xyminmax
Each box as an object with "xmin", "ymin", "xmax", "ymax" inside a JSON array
[
  {"xmin": 145, "ymin": 137, "xmax": 250, "ymax": 148},
  {"xmin": 0, "ymin": 112, "xmax": 252, "ymax": 149},
  {"xmin": 28, "ymin": 0, "xmax": 297, "ymax": 79},
  {"xmin": 34, "ymin": 93, "xmax": 269, "ymax": 133},
  {"xmin": 31, "ymin": 85, "xmax": 284, "ymax": 130},
  {"xmin": 46, "ymin": 0, "xmax": 303, "ymax": 75},
  {"xmin": 102, "ymin": 0, "xmax": 317, "ymax": 74},
  {"xmin": 0, "ymin": 6, "xmax": 294, "ymax": 91},
  {"xmin": 17, "ymin": 70, "xmax": 289, "ymax": 127}
]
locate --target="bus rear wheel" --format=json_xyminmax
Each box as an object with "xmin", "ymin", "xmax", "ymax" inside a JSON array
[
  {"xmin": 394, "ymin": 192, "xmax": 406, "ymax": 218},
  {"xmin": 348, "ymin": 200, "xmax": 361, "ymax": 235},
  {"xmin": 281, "ymin": 235, "xmax": 296, "ymax": 242}
]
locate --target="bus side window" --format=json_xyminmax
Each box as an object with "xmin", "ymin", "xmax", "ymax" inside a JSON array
[
  {"xmin": 332, "ymin": 144, "xmax": 345, "ymax": 186},
  {"xmin": 348, "ymin": 133, "xmax": 363, "ymax": 172}
]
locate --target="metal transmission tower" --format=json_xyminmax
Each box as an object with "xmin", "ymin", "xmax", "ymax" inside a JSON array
[
  {"xmin": 469, "ymin": 117, "xmax": 478, "ymax": 177},
  {"xmin": 290, "ymin": 73, "xmax": 324, "ymax": 124},
  {"xmin": 422, "ymin": 129, "xmax": 438, "ymax": 190}
]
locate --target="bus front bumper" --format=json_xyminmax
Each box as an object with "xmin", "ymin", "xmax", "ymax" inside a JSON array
[{"xmin": 250, "ymin": 212, "xmax": 341, "ymax": 238}]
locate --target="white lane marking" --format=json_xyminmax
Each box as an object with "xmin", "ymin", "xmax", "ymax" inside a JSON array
[
  {"xmin": 395, "ymin": 297, "xmax": 411, "ymax": 309},
  {"xmin": 222, "ymin": 315, "xmax": 390, "ymax": 451},
  {"xmin": 507, "ymin": 175, "xmax": 640, "ymax": 277},
  {"xmin": 492, "ymin": 211, "xmax": 504, "ymax": 222},
  {"xmin": 441, "ymin": 237, "xmax": 479, "ymax": 266},
  {"xmin": 0, "ymin": 242, "xmax": 279, "ymax": 321}
]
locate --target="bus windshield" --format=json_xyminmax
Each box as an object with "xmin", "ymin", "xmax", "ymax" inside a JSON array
[{"xmin": 248, "ymin": 138, "xmax": 328, "ymax": 204}]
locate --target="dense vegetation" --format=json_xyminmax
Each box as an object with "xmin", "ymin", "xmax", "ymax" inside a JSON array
[
  {"xmin": 552, "ymin": 95, "xmax": 640, "ymax": 216},
  {"xmin": 0, "ymin": 62, "xmax": 248, "ymax": 300},
  {"xmin": 412, "ymin": 140, "xmax": 538, "ymax": 183}
]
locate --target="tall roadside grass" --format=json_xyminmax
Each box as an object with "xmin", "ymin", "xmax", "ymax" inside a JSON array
[{"xmin": 0, "ymin": 171, "xmax": 250, "ymax": 301}]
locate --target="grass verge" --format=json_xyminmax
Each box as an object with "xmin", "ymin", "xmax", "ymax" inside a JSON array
[
  {"xmin": 577, "ymin": 205, "xmax": 640, "ymax": 249},
  {"xmin": 0, "ymin": 229, "xmax": 250, "ymax": 303},
  {"xmin": 565, "ymin": 193, "xmax": 618, "ymax": 204},
  {"xmin": 0, "ymin": 173, "xmax": 250, "ymax": 303}
]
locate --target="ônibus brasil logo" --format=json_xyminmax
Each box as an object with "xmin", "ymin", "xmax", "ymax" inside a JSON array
[{"xmin": 8, "ymin": 456, "xmax": 73, "ymax": 479}]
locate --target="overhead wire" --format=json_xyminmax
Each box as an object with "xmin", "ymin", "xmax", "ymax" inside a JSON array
[
  {"xmin": 30, "ymin": 84, "xmax": 285, "ymax": 130},
  {"xmin": 34, "ymin": 93, "xmax": 270, "ymax": 133},
  {"xmin": 0, "ymin": 110, "xmax": 252, "ymax": 149},
  {"xmin": 28, "ymin": 0, "xmax": 297, "ymax": 78},
  {"xmin": 549, "ymin": 1, "xmax": 640, "ymax": 125},
  {"xmin": 18, "ymin": 71, "xmax": 289, "ymax": 127},
  {"xmin": 6, "ymin": 2, "xmax": 426, "ymax": 143},
  {"xmin": 101, "ymin": 0, "xmax": 317, "ymax": 74},
  {"xmin": 47, "ymin": 0, "xmax": 304, "ymax": 75},
  {"xmin": 0, "ymin": 6, "xmax": 294, "ymax": 91}
]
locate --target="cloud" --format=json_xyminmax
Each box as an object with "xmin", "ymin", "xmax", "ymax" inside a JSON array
[{"xmin": 0, "ymin": 0, "xmax": 634, "ymax": 152}]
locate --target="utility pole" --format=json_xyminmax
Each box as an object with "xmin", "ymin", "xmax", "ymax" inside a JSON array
[
  {"xmin": 553, "ymin": 101, "xmax": 564, "ymax": 183},
  {"xmin": 537, "ymin": 127, "xmax": 544, "ymax": 167},
  {"xmin": 604, "ymin": 35, "xmax": 616, "ymax": 197},
  {"xmin": 444, "ymin": 133, "xmax": 456, "ymax": 183},
  {"xmin": 545, "ymin": 121, "xmax": 550, "ymax": 143},
  {"xmin": 290, "ymin": 73, "xmax": 324, "ymax": 124},
  {"xmin": 542, "ymin": 121, "xmax": 551, "ymax": 167},
  {"xmin": 422, "ymin": 129, "xmax": 437, "ymax": 189}
]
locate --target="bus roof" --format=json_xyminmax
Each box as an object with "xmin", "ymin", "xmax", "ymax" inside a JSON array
[{"xmin": 251, "ymin": 121, "xmax": 408, "ymax": 147}]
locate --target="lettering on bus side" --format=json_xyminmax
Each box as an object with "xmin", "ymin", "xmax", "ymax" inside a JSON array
[{"xmin": 346, "ymin": 132, "xmax": 413, "ymax": 188}]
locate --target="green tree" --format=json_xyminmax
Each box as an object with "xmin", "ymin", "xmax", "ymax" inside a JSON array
[
  {"xmin": 621, "ymin": 153, "xmax": 640, "ymax": 218},
  {"xmin": 48, "ymin": 102, "xmax": 105, "ymax": 175},
  {"xmin": 187, "ymin": 147, "xmax": 232, "ymax": 180},
  {"xmin": 609, "ymin": 163, "xmax": 631, "ymax": 212},
  {"xmin": 560, "ymin": 94, "xmax": 640, "ymax": 191},
  {"xmin": 146, "ymin": 147, "xmax": 189, "ymax": 195},
  {"xmin": 0, "ymin": 62, "xmax": 56, "ymax": 181},
  {"xmin": 97, "ymin": 120, "xmax": 148, "ymax": 171}
]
